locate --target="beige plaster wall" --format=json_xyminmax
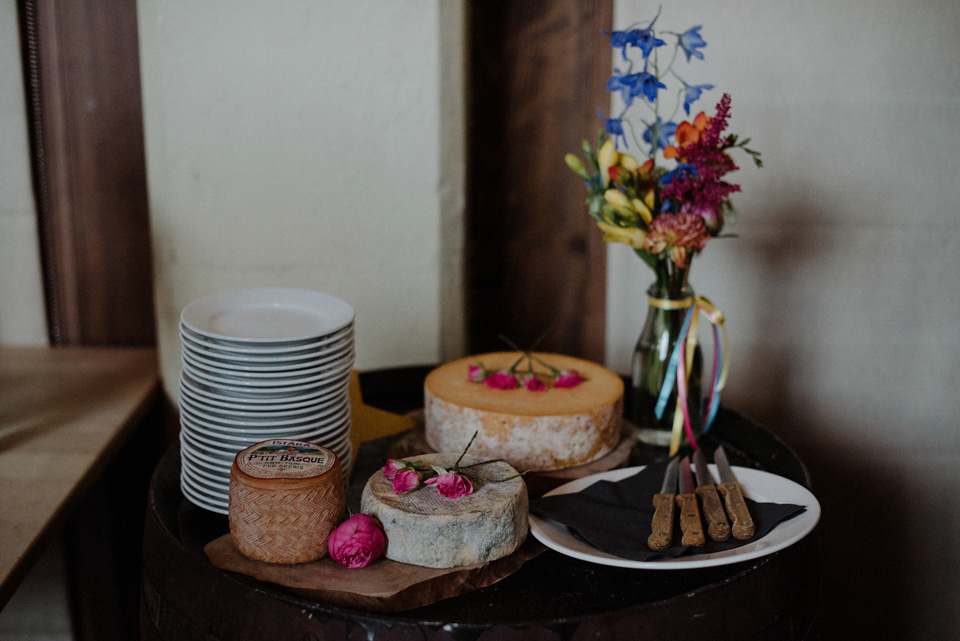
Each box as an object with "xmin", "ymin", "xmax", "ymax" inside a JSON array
[
  {"xmin": 607, "ymin": 1, "xmax": 960, "ymax": 636},
  {"xmin": 136, "ymin": 0, "xmax": 465, "ymax": 401}
]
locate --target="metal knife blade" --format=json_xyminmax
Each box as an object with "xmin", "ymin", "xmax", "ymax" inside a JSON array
[
  {"xmin": 675, "ymin": 457, "xmax": 705, "ymax": 547},
  {"xmin": 692, "ymin": 450, "xmax": 730, "ymax": 541},
  {"xmin": 714, "ymin": 446, "xmax": 756, "ymax": 540},
  {"xmin": 647, "ymin": 458, "xmax": 678, "ymax": 551}
]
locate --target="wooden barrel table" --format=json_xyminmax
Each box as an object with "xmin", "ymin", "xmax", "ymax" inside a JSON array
[{"xmin": 141, "ymin": 366, "xmax": 820, "ymax": 640}]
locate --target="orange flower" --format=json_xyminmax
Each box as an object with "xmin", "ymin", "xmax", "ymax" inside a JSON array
[{"xmin": 664, "ymin": 112, "xmax": 712, "ymax": 159}]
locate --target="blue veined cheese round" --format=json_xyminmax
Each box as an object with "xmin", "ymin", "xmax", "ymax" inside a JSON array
[{"xmin": 360, "ymin": 453, "xmax": 528, "ymax": 568}]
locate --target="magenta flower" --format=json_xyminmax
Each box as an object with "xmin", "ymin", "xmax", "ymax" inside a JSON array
[
  {"xmin": 328, "ymin": 514, "xmax": 386, "ymax": 569},
  {"xmin": 554, "ymin": 370, "xmax": 585, "ymax": 389},
  {"xmin": 391, "ymin": 468, "xmax": 421, "ymax": 494},
  {"xmin": 484, "ymin": 370, "xmax": 519, "ymax": 390},
  {"xmin": 468, "ymin": 363, "xmax": 485, "ymax": 383},
  {"xmin": 682, "ymin": 201, "xmax": 723, "ymax": 235},
  {"xmin": 523, "ymin": 374, "xmax": 547, "ymax": 391},
  {"xmin": 383, "ymin": 459, "xmax": 406, "ymax": 480},
  {"xmin": 425, "ymin": 472, "xmax": 474, "ymax": 499}
]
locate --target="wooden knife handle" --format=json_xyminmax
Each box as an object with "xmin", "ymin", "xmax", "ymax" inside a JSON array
[
  {"xmin": 718, "ymin": 481, "xmax": 756, "ymax": 540},
  {"xmin": 647, "ymin": 493, "xmax": 676, "ymax": 551},
  {"xmin": 696, "ymin": 485, "xmax": 731, "ymax": 541},
  {"xmin": 675, "ymin": 493, "xmax": 705, "ymax": 547}
]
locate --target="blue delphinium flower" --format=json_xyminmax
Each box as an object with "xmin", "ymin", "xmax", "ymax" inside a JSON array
[
  {"xmin": 682, "ymin": 82, "xmax": 714, "ymax": 115},
  {"xmin": 631, "ymin": 27, "xmax": 666, "ymax": 59},
  {"xmin": 606, "ymin": 70, "xmax": 639, "ymax": 107},
  {"xmin": 636, "ymin": 68, "xmax": 667, "ymax": 103},
  {"xmin": 678, "ymin": 26, "xmax": 707, "ymax": 62},
  {"xmin": 642, "ymin": 118, "xmax": 677, "ymax": 152},
  {"xmin": 598, "ymin": 110, "xmax": 627, "ymax": 148},
  {"xmin": 605, "ymin": 8, "xmax": 666, "ymax": 60},
  {"xmin": 605, "ymin": 29, "xmax": 638, "ymax": 60}
]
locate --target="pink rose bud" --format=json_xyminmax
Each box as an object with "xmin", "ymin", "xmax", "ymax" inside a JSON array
[
  {"xmin": 391, "ymin": 468, "xmax": 421, "ymax": 494},
  {"xmin": 554, "ymin": 369, "xmax": 585, "ymax": 388},
  {"xmin": 383, "ymin": 459, "xmax": 406, "ymax": 479},
  {"xmin": 483, "ymin": 370, "xmax": 519, "ymax": 390},
  {"xmin": 328, "ymin": 514, "xmax": 386, "ymax": 569},
  {"xmin": 425, "ymin": 472, "xmax": 474, "ymax": 499},
  {"xmin": 468, "ymin": 364, "xmax": 485, "ymax": 383},
  {"xmin": 523, "ymin": 374, "xmax": 547, "ymax": 391}
]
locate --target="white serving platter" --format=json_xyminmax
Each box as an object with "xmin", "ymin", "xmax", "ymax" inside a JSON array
[{"xmin": 529, "ymin": 464, "xmax": 820, "ymax": 570}]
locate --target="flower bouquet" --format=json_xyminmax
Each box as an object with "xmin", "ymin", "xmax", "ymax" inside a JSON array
[{"xmin": 565, "ymin": 9, "xmax": 761, "ymax": 455}]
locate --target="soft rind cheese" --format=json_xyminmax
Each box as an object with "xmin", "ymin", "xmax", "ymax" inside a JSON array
[
  {"xmin": 360, "ymin": 453, "xmax": 528, "ymax": 568},
  {"xmin": 424, "ymin": 352, "xmax": 623, "ymax": 471},
  {"xmin": 229, "ymin": 439, "xmax": 345, "ymax": 564}
]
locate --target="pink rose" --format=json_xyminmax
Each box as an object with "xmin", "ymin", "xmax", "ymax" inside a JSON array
[
  {"xmin": 468, "ymin": 364, "xmax": 485, "ymax": 383},
  {"xmin": 391, "ymin": 468, "xmax": 421, "ymax": 494},
  {"xmin": 483, "ymin": 370, "xmax": 519, "ymax": 390},
  {"xmin": 522, "ymin": 374, "xmax": 547, "ymax": 391},
  {"xmin": 383, "ymin": 459, "xmax": 406, "ymax": 479},
  {"xmin": 554, "ymin": 369, "xmax": 585, "ymax": 388},
  {"xmin": 328, "ymin": 514, "xmax": 386, "ymax": 568},
  {"xmin": 425, "ymin": 472, "xmax": 474, "ymax": 499}
]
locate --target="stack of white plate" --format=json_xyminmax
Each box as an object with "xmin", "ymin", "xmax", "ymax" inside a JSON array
[{"xmin": 177, "ymin": 288, "xmax": 356, "ymax": 514}]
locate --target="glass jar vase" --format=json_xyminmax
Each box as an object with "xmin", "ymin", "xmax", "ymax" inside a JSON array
[{"xmin": 629, "ymin": 283, "xmax": 703, "ymax": 449}]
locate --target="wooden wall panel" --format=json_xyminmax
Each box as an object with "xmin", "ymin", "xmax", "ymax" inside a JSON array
[
  {"xmin": 466, "ymin": 0, "xmax": 612, "ymax": 361},
  {"xmin": 20, "ymin": 0, "xmax": 155, "ymax": 346}
]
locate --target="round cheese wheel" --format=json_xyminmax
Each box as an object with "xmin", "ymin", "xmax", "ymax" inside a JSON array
[
  {"xmin": 229, "ymin": 439, "xmax": 345, "ymax": 564},
  {"xmin": 424, "ymin": 352, "xmax": 623, "ymax": 471},
  {"xmin": 360, "ymin": 453, "xmax": 528, "ymax": 568}
]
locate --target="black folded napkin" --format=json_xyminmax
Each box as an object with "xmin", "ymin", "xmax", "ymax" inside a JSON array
[{"xmin": 529, "ymin": 462, "xmax": 806, "ymax": 562}]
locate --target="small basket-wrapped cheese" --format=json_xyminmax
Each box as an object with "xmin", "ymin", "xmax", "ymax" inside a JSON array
[{"xmin": 229, "ymin": 439, "xmax": 345, "ymax": 564}]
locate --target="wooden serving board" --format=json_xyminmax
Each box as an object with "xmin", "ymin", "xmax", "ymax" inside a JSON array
[
  {"xmin": 204, "ymin": 534, "xmax": 544, "ymax": 613},
  {"xmin": 388, "ymin": 411, "xmax": 637, "ymax": 497}
]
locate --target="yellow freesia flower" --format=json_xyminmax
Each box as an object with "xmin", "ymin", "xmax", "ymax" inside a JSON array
[
  {"xmin": 619, "ymin": 153, "xmax": 639, "ymax": 172},
  {"xmin": 598, "ymin": 140, "xmax": 619, "ymax": 187},
  {"xmin": 604, "ymin": 189, "xmax": 631, "ymax": 209},
  {"xmin": 597, "ymin": 222, "xmax": 647, "ymax": 249},
  {"xmin": 630, "ymin": 198, "xmax": 653, "ymax": 225}
]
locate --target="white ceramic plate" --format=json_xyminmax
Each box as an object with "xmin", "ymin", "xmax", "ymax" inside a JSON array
[
  {"xmin": 180, "ymin": 473, "xmax": 229, "ymax": 514},
  {"xmin": 180, "ymin": 288, "xmax": 354, "ymax": 343},
  {"xmin": 179, "ymin": 370, "xmax": 349, "ymax": 399},
  {"xmin": 178, "ymin": 374, "xmax": 349, "ymax": 410},
  {"xmin": 179, "ymin": 323, "xmax": 354, "ymax": 356},
  {"xmin": 180, "ymin": 439, "xmax": 234, "ymax": 472},
  {"xmin": 180, "ymin": 351, "xmax": 347, "ymax": 380},
  {"xmin": 181, "ymin": 452, "xmax": 229, "ymax": 484},
  {"xmin": 529, "ymin": 465, "xmax": 820, "ymax": 570},
  {"xmin": 181, "ymin": 341, "xmax": 354, "ymax": 373},
  {"xmin": 178, "ymin": 390, "xmax": 343, "ymax": 422},
  {"xmin": 180, "ymin": 406, "xmax": 351, "ymax": 441},
  {"xmin": 180, "ymin": 356, "xmax": 353, "ymax": 389},
  {"xmin": 178, "ymin": 393, "xmax": 348, "ymax": 426},
  {"xmin": 179, "ymin": 428, "xmax": 249, "ymax": 461}
]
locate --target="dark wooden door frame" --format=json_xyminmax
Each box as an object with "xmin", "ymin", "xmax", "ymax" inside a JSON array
[
  {"xmin": 466, "ymin": 0, "xmax": 612, "ymax": 362},
  {"xmin": 19, "ymin": 0, "xmax": 155, "ymax": 347}
]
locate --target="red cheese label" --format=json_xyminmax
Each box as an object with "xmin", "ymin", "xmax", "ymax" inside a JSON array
[{"xmin": 235, "ymin": 439, "xmax": 337, "ymax": 479}]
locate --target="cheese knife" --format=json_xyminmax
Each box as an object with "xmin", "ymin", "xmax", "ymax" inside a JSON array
[
  {"xmin": 692, "ymin": 449, "xmax": 731, "ymax": 541},
  {"xmin": 715, "ymin": 445, "xmax": 756, "ymax": 540},
  {"xmin": 647, "ymin": 458, "xmax": 678, "ymax": 551},
  {"xmin": 676, "ymin": 456, "xmax": 706, "ymax": 547}
]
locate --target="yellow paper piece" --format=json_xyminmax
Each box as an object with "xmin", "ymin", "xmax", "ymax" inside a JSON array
[{"xmin": 348, "ymin": 371, "xmax": 416, "ymax": 466}]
